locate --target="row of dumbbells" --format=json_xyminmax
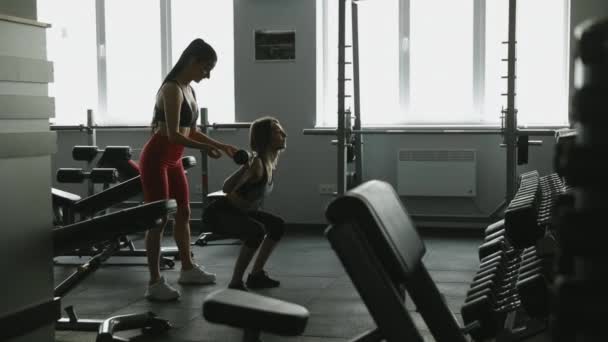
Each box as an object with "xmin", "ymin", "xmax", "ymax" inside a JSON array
[
  {"xmin": 483, "ymin": 221, "xmax": 555, "ymax": 318},
  {"xmin": 463, "ymin": 220, "xmax": 556, "ymax": 340},
  {"xmin": 462, "ymin": 228, "xmax": 521, "ymax": 341},
  {"xmin": 504, "ymin": 172, "xmax": 565, "ymax": 249}
]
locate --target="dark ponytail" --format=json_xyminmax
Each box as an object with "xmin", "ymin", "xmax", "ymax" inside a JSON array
[{"xmin": 151, "ymin": 38, "xmax": 217, "ymax": 133}]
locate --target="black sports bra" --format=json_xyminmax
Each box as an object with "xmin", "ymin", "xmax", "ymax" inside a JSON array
[{"xmin": 153, "ymin": 80, "xmax": 199, "ymax": 127}]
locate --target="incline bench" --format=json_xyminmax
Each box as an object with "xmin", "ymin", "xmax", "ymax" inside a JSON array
[
  {"xmin": 325, "ymin": 180, "xmax": 474, "ymax": 341},
  {"xmin": 54, "ymin": 199, "xmax": 177, "ymax": 342},
  {"xmin": 52, "ymin": 156, "xmax": 197, "ymax": 268}
]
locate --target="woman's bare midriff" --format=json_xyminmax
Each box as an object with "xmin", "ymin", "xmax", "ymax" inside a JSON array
[{"xmin": 154, "ymin": 122, "xmax": 191, "ymax": 136}]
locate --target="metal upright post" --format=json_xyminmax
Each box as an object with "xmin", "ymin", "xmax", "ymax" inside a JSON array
[
  {"xmin": 337, "ymin": 0, "xmax": 348, "ymax": 195},
  {"xmin": 504, "ymin": 0, "xmax": 518, "ymax": 203},
  {"xmin": 351, "ymin": 1, "xmax": 363, "ymax": 187},
  {"xmin": 86, "ymin": 109, "xmax": 96, "ymax": 197},
  {"xmin": 200, "ymin": 108, "xmax": 210, "ymax": 227}
]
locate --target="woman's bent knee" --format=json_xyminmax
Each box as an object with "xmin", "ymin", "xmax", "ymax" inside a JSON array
[{"xmin": 267, "ymin": 220, "xmax": 285, "ymax": 241}]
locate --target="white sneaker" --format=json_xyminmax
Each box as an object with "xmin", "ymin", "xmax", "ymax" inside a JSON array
[
  {"xmin": 145, "ymin": 276, "xmax": 180, "ymax": 301},
  {"xmin": 178, "ymin": 264, "xmax": 216, "ymax": 285}
]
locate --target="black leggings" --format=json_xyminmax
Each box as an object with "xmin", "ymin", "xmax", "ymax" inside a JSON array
[{"xmin": 203, "ymin": 197, "xmax": 285, "ymax": 248}]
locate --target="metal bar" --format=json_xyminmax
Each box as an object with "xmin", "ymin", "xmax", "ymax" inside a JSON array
[
  {"xmin": 400, "ymin": 0, "xmax": 411, "ymax": 114},
  {"xmin": 50, "ymin": 125, "xmax": 149, "ymax": 130},
  {"xmin": 50, "ymin": 122, "xmax": 253, "ymax": 131},
  {"xmin": 473, "ymin": 0, "xmax": 486, "ymax": 118},
  {"xmin": 337, "ymin": 0, "xmax": 347, "ymax": 195},
  {"xmin": 303, "ymin": 127, "xmax": 559, "ymax": 136},
  {"xmin": 351, "ymin": 1, "xmax": 363, "ymax": 188},
  {"xmin": 505, "ymin": 0, "xmax": 518, "ymax": 203},
  {"xmin": 160, "ymin": 0, "xmax": 172, "ymax": 79},
  {"xmin": 208, "ymin": 122, "xmax": 251, "ymax": 129},
  {"xmin": 86, "ymin": 110, "xmax": 96, "ymax": 197},
  {"xmin": 200, "ymin": 108, "xmax": 210, "ymax": 229},
  {"xmin": 96, "ymin": 0, "xmax": 107, "ymax": 116}
]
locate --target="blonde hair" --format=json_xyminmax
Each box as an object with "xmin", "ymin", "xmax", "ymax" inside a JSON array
[{"xmin": 249, "ymin": 116, "xmax": 282, "ymax": 180}]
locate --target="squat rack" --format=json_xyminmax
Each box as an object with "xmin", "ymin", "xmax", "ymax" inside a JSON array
[{"xmin": 303, "ymin": 0, "xmax": 557, "ymax": 218}]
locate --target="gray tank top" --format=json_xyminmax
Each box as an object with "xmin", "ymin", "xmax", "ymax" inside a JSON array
[{"xmin": 235, "ymin": 162, "xmax": 273, "ymax": 211}]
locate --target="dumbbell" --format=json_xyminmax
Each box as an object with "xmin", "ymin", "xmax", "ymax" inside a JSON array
[
  {"xmin": 466, "ymin": 284, "xmax": 520, "ymax": 309},
  {"xmin": 72, "ymin": 145, "xmax": 131, "ymax": 162},
  {"xmin": 485, "ymin": 228, "xmax": 508, "ymax": 242},
  {"xmin": 478, "ymin": 236, "xmax": 511, "ymax": 260},
  {"xmin": 233, "ymin": 149, "xmax": 251, "ymax": 165},
  {"xmin": 508, "ymin": 192, "xmax": 539, "ymax": 208},
  {"xmin": 505, "ymin": 218, "xmax": 543, "ymax": 249},
  {"xmin": 472, "ymin": 258, "xmax": 524, "ymax": 289},
  {"xmin": 56, "ymin": 168, "xmax": 119, "ymax": 184},
  {"xmin": 516, "ymin": 273, "xmax": 550, "ymax": 317},
  {"xmin": 461, "ymin": 292, "xmax": 520, "ymax": 340},
  {"xmin": 466, "ymin": 277, "xmax": 520, "ymax": 307},
  {"xmin": 468, "ymin": 272, "xmax": 518, "ymax": 299},
  {"xmin": 484, "ymin": 220, "xmax": 505, "ymax": 236},
  {"xmin": 476, "ymin": 248, "xmax": 537, "ymax": 282},
  {"xmin": 477, "ymin": 254, "xmax": 537, "ymax": 283}
]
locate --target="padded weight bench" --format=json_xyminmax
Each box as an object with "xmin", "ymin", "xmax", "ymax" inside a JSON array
[
  {"xmin": 54, "ymin": 199, "xmax": 177, "ymax": 341},
  {"xmin": 194, "ymin": 190, "xmax": 242, "ymax": 246},
  {"xmin": 325, "ymin": 180, "xmax": 471, "ymax": 342},
  {"xmin": 203, "ymin": 289, "xmax": 309, "ymax": 342},
  {"xmin": 52, "ymin": 156, "xmax": 197, "ymax": 268}
]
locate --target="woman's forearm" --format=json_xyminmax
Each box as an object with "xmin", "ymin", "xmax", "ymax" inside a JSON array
[
  {"xmin": 169, "ymin": 131, "xmax": 215, "ymax": 150},
  {"xmin": 190, "ymin": 130, "xmax": 225, "ymax": 149}
]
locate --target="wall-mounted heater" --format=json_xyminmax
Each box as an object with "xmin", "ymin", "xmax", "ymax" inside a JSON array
[{"xmin": 397, "ymin": 149, "xmax": 477, "ymax": 197}]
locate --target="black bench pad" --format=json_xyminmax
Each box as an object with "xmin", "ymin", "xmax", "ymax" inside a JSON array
[
  {"xmin": 203, "ymin": 289, "xmax": 309, "ymax": 336},
  {"xmin": 53, "ymin": 199, "xmax": 176, "ymax": 256}
]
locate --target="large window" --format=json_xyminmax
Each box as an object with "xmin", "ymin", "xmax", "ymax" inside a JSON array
[
  {"xmin": 318, "ymin": 0, "xmax": 570, "ymax": 127},
  {"xmin": 38, "ymin": 0, "xmax": 235, "ymax": 126},
  {"xmin": 171, "ymin": 0, "xmax": 235, "ymax": 125},
  {"xmin": 37, "ymin": 0, "xmax": 98, "ymax": 125},
  {"xmin": 103, "ymin": 0, "xmax": 161, "ymax": 125}
]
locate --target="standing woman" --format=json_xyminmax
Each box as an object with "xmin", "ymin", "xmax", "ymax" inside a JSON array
[{"xmin": 140, "ymin": 38, "xmax": 238, "ymax": 301}]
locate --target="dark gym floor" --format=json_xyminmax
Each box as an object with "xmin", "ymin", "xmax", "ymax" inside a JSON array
[{"xmin": 53, "ymin": 228, "xmax": 483, "ymax": 342}]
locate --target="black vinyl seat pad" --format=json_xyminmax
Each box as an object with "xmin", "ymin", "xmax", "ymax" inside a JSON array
[
  {"xmin": 325, "ymin": 179, "xmax": 426, "ymax": 279},
  {"xmin": 203, "ymin": 289, "xmax": 309, "ymax": 336},
  {"xmin": 53, "ymin": 199, "xmax": 177, "ymax": 256}
]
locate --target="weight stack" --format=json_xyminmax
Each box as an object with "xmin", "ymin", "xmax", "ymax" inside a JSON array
[{"xmin": 552, "ymin": 17, "xmax": 608, "ymax": 342}]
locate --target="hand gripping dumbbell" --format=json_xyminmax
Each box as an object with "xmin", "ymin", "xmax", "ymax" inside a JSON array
[
  {"xmin": 56, "ymin": 168, "xmax": 119, "ymax": 184},
  {"xmin": 233, "ymin": 149, "xmax": 252, "ymax": 165}
]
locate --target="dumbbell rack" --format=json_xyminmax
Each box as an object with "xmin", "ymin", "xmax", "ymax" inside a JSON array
[
  {"xmin": 466, "ymin": 169, "xmax": 568, "ymax": 341},
  {"xmin": 551, "ymin": 18, "xmax": 608, "ymax": 342}
]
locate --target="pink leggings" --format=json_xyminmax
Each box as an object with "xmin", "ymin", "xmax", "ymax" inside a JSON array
[{"xmin": 139, "ymin": 133, "xmax": 189, "ymax": 208}]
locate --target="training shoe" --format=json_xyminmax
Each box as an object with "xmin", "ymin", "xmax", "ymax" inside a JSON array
[
  {"xmin": 246, "ymin": 270, "xmax": 280, "ymax": 289},
  {"xmin": 228, "ymin": 281, "xmax": 249, "ymax": 292},
  {"xmin": 178, "ymin": 264, "xmax": 216, "ymax": 285},
  {"xmin": 145, "ymin": 277, "xmax": 180, "ymax": 301}
]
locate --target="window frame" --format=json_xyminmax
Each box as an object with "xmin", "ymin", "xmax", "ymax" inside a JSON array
[
  {"xmin": 318, "ymin": 0, "xmax": 571, "ymax": 128},
  {"xmin": 44, "ymin": 0, "xmax": 235, "ymax": 126}
]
